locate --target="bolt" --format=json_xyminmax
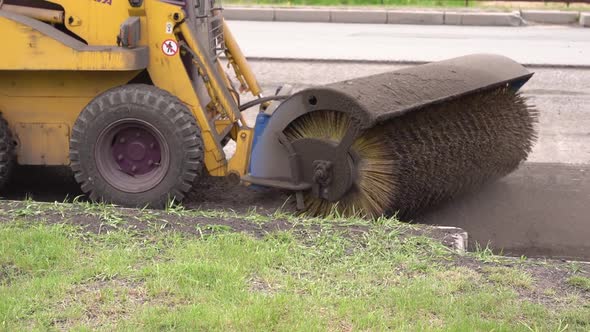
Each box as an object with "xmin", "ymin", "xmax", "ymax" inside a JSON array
[
  {"xmin": 117, "ymin": 154, "xmax": 124, "ymax": 161},
  {"xmin": 308, "ymin": 95, "xmax": 318, "ymax": 106},
  {"xmin": 149, "ymin": 143, "xmax": 155, "ymax": 149},
  {"xmin": 148, "ymin": 160, "xmax": 153, "ymax": 166},
  {"xmin": 240, "ymin": 133, "xmax": 247, "ymax": 139},
  {"xmin": 136, "ymin": 132, "xmax": 141, "ymax": 137},
  {"xmin": 131, "ymin": 165, "xmax": 137, "ymax": 173},
  {"xmin": 119, "ymin": 137, "xmax": 126, "ymax": 144}
]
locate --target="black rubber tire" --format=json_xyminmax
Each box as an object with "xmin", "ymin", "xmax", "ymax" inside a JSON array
[
  {"xmin": 70, "ymin": 84, "xmax": 204, "ymax": 208},
  {"xmin": 0, "ymin": 114, "xmax": 15, "ymax": 191}
]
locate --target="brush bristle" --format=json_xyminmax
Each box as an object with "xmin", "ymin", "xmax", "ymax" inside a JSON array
[{"xmin": 283, "ymin": 87, "xmax": 538, "ymax": 219}]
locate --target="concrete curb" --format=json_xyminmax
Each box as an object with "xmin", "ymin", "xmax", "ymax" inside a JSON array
[
  {"xmin": 225, "ymin": 7, "xmax": 274, "ymax": 21},
  {"xmin": 333, "ymin": 9, "xmax": 386, "ymax": 24},
  {"xmin": 223, "ymin": 6, "xmax": 589, "ymax": 27},
  {"xmin": 579, "ymin": 12, "xmax": 590, "ymax": 27},
  {"xmin": 521, "ymin": 9, "xmax": 579, "ymax": 25},
  {"xmin": 274, "ymin": 8, "xmax": 330, "ymax": 22},
  {"xmin": 435, "ymin": 226, "xmax": 469, "ymax": 253},
  {"xmin": 388, "ymin": 10, "xmax": 443, "ymax": 25},
  {"xmin": 445, "ymin": 11, "xmax": 523, "ymax": 26}
]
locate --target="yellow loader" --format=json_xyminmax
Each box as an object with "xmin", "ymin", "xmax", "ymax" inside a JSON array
[{"xmin": 0, "ymin": 0, "xmax": 537, "ymax": 218}]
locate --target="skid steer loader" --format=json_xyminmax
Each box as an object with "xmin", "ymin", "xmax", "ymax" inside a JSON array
[{"xmin": 0, "ymin": 0, "xmax": 537, "ymax": 218}]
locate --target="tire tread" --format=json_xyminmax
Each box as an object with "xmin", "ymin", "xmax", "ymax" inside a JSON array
[
  {"xmin": 69, "ymin": 84, "xmax": 204, "ymax": 207},
  {"xmin": 0, "ymin": 114, "xmax": 15, "ymax": 190}
]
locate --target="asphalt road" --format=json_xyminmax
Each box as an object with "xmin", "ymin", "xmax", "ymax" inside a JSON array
[
  {"xmin": 228, "ymin": 21, "xmax": 590, "ymax": 66},
  {"xmin": 242, "ymin": 59, "xmax": 590, "ymax": 260}
]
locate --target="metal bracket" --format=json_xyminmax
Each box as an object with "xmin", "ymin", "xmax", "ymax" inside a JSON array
[
  {"xmin": 295, "ymin": 191, "xmax": 305, "ymax": 210},
  {"xmin": 118, "ymin": 17, "xmax": 141, "ymax": 48},
  {"xmin": 128, "ymin": 0, "xmax": 143, "ymax": 7},
  {"xmin": 312, "ymin": 160, "xmax": 333, "ymax": 200}
]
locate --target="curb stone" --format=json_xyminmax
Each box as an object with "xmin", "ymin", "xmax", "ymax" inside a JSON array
[
  {"xmin": 579, "ymin": 12, "xmax": 590, "ymax": 27},
  {"xmin": 387, "ymin": 10, "xmax": 443, "ymax": 25},
  {"xmin": 224, "ymin": 6, "xmax": 589, "ymax": 27},
  {"xmin": 332, "ymin": 9, "xmax": 386, "ymax": 24},
  {"xmin": 223, "ymin": 7, "xmax": 274, "ymax": 21},
  {"xmin": 521, "ymin": 10, "xmax": 579, "ymax": 25},
  {"xmin": 435, "ymin": 226, "xmax": 469, "ymax": 253},
  {"xmin": 445, "ymin": 11, "xmax": 523, "ymax": 26},
  {"xmin": 274, "ymin": 8, "xmax": 330, "ymax": 22}
]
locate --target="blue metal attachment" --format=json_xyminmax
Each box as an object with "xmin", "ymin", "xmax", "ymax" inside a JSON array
[{"xmin": 249, "ymin": 112, "xmax": 272, "ymax": 174}]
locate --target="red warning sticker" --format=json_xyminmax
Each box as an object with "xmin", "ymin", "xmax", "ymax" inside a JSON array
[{"xmin": 161, "ymin": 39, "xmax": 179, "ymax": 56}]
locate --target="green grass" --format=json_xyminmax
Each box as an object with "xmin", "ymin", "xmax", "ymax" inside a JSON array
[
  {"xmin": 0, "ymin": 205, "xmax": 588, "ymax": 330},
  {"xmin": 484, "ymin": 266, "xmax": 534, "ymax": 290},
  {"xmin": 568, "ymin": 276, "xmax": 590, "ymax": 292}
]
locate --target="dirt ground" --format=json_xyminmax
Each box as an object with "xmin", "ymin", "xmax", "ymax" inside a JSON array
[
  {"xmin": 4, "ymin": 165, "xmax": 288, "ymax": 214},
  {"xmin": 184, "ymin": 176, "xmax": 291, "ymax": 214}
]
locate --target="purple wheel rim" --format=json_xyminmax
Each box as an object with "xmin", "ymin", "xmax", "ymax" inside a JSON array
[{"xmin": 95, "ymin": 119, "xmax": 170, "ymax": 193}]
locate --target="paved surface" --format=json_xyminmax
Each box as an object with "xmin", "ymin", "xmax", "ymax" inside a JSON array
[
  {"xmin": 240, "ymin": 60, "xmax": 590, "ymax": 260},
  {"xmin": 227, "ymin": 21, "xmax": 590, "ymax": 66},
  {"xmin": 415, "ymin": 163, "xmax": 590, "ymax": 260}
]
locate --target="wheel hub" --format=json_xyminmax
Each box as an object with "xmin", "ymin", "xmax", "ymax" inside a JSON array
[
  {"xmin": 95, "ymin": 119, "xmax": 169, "ymax": 193},
  {"xmin": 291, "ymin": 138, "xmax": 355, "ymax": 202},
  {"xmin": 111, "ymin": 127, "xmax": 161, "ymax": 175}
]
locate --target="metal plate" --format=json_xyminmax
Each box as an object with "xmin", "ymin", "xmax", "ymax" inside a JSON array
[{"xmin": 14, "ymin": 123, "xmax": 69, "ymax": 165}]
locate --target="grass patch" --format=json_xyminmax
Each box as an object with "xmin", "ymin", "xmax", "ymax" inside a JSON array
[
  {"xmin": 484, "ymin": 266, "xmax": 534, "ymax": 290},
  {"xmin": 568, "ymin": 275, "xmax": 590, "ymax": 292},
  {"xmin": 0, "ymin": 201, "xmax": 588, "ymax": 330}
]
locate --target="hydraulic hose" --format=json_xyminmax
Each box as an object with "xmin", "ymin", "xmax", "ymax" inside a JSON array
[{"xmin": 238, "ymin": 95, "xmax": 289, "ymax": 112}]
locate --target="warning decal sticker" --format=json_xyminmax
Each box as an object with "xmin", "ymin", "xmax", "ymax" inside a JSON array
[{"xmin": 161, "ymin": 39, "xmax": 178, "ymax": 56}]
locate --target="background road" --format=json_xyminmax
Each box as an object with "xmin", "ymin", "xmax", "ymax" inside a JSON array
[{"xmin": 228, "ymin": 21, "xmax": 590, "ymax": 66}]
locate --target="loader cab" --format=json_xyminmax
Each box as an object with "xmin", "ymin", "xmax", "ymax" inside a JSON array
[{"xmin": 181, "ymin": 0, "xmax": 225, "ymax": 60}]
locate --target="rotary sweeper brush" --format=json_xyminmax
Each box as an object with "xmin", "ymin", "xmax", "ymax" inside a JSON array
[
  {"xmin": 0, "ymin": 0, "xmax": 537, "ymax": 219},
  {"xmin": 250, "ymin": 55, "xmax": 538, "ymax": 218}
]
